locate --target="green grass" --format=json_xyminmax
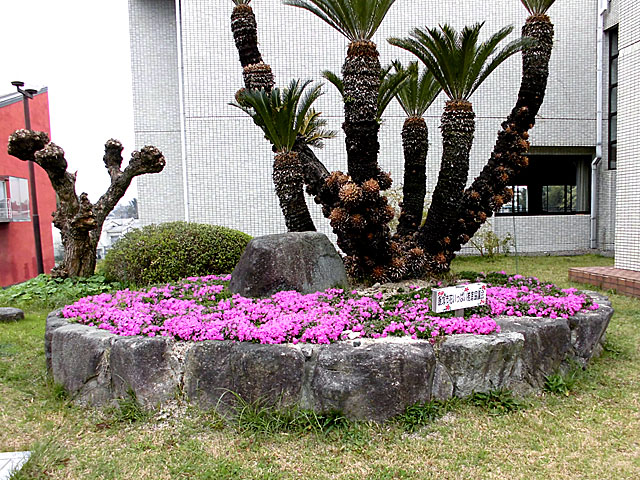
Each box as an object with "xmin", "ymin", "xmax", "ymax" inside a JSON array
[{"xmin": 2, "ymin": 254, "xmax": 640, "ymax": 479}]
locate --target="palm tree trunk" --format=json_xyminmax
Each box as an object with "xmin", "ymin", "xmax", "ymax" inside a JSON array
[
  {"xmin": 442, "ymin": 16, "xmax": 555, "ymax": 263},
  {"xmin": 329, "ymin": 40, "xmax": 397, "ymax": 280},
  {"xmin": 396, "ymin": 116, "xmax": 429, "ymax": 237},
  {"xmin": 231, "ymin": 4, "xmax": 263, "ymax": 68},
  {"xmin": 416, "ymin": 101, "xmax": 475, "ymax": 269},
  {"xmin": 273, "ymin": 151, "xmax": 316, "ymax": 232},
  {"xmin": 343, "ymin": 41, "xmax": 382, "ymax": 184}
]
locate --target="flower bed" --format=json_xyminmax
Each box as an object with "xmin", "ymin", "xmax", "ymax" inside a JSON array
[{"xmin": 61, "ymin": 272, "xmax": 599, "ymax": 345}]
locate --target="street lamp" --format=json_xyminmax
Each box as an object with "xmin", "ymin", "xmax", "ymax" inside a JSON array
[{"xmin": 12, "ymin": 81, "xmax": 44, "ymax": 275}]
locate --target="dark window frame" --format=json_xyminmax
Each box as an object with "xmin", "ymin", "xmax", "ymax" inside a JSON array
[
  {"xmin": 608, "ymin": 27, "xmax": 618, "ymax": 170},
  {"xmin": 496, "ymin": 153, "xmax": 591, "ymax": 217}
]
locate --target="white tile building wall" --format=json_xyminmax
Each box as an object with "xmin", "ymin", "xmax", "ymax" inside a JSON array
[
  {"xmin": 130, "ymin": 0, "xmax": 616, "ymax": 255},
  {"xmin": 614, "ymin": 0, "xmax": 640, "ymax": 271}
]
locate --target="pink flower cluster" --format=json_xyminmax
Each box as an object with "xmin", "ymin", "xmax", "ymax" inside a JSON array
[
  {"xmin": 61, "ymin": 273, "xmax": 598, "ymax": 345},
  {"xmin": 485, "ymin": 274, "xmax": 599, "ymax": 319}
]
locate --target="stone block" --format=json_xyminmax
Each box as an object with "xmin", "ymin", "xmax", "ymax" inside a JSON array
[
  {"xmin": 111, "ymin": 336, "xmax": 190, "ymax": 406},
  {"xmin": 184, "ymin": 341, "xmax": 305, "ymax": 412},
  {"xmin": 495, "ymin": 317, "xmax": 571, "ymax": 390},
  {"xmin": 435, "ymin": 332, "xmax": 524, "ymax": 397},
  {"xmin": 0, "ymin": 307, "xmax": 24, "ymax": 322},
  {"xmin": 568, "ymin": 305, "xmax": 614, "ymax": 365},
  {"xmin": 45, "ymin": 310, "xmax": 69, "ymax": 371},
  {"xmin": 50, "ymin": 324, "xmax": 116, "ymax": 405},
  {"xmin": 309, "ymin": 338, "xmax": 435, "ymax": 422}
]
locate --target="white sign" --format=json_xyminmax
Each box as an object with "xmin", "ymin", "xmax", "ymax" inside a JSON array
[{"xmin": 431, "ymin": 282, "xmax": 487, "ymax": 313}]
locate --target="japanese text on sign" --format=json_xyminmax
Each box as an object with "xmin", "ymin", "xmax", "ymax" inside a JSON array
[{"xmin": 431, "ymin": 282, "xmax": 487, "ymax": 313}]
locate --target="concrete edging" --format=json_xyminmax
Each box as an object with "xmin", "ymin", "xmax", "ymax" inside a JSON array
[{"xmin": 46, "ymin": 291, "xmax": 613, "ymax": 421}]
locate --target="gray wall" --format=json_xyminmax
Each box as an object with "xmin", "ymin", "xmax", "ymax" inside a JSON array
[{"xmin": 615, "ymin": 0, "xmax": 640, "ymax": 270}]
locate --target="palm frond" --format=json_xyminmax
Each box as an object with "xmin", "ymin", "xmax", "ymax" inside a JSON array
[
  {"xmin": 392, "ymin": 61, "xmax": 441, "ymax": 117},
  {"xmin": 321, "ymin": 70, "xmax": 344, "ymax": 96},
  {"xmin": 389, "ymin": 23, "xmax": 529, "ymax": 102},
  {"xmin": 232, "ymin": 79, "xmax": 324, "ymax": 152},
  {"xmin": 299, "ymin": 109, "xmax": 337, "ymax": 148},
  {"xmin": 377, "ymin": 64, "xmax": 411, "ymax": 119},
  {"xmin": 519, "ymin": 0, "xmax": 556, "ymax": 15},
  {"xmin": 232, "ymin": 0, "xmax": 252, "ymax": 5},
  {"xmin": 283, "ymin": 0, "xmax": 398, "ymax": 42}
]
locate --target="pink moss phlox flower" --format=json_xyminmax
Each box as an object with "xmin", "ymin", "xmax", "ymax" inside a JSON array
[{"xmin": 61, "ymin": 272, "xmax": 595, "ymax": 345}]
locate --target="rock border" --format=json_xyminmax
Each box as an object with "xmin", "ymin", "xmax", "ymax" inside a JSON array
[{"xmin": 45, "ymin": 291, "xmax": 613, "ymax": 422}]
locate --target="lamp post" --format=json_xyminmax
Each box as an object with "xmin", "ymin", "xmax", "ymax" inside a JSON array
[{"xmin": 12, "ymin": 81, "xmax": 44, "ymax": 275}]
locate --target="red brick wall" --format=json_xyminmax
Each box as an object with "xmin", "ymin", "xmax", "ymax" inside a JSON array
[{"xmin": 0, "ymin": 90, "xmax": 57, "ymax": 287}]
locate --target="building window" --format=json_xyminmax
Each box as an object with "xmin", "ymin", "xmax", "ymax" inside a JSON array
[
  {"xmin": 608, "ymin": 27, "xmax": 618, "ymax": 170},
  {"xmin": 497, "ymin": 154, "xmax": 591, "ymax": 216},
  {"xmin": 0, "ymin": 180, "xmax": 8, "ymax": 222},
  {"xmin": 0, "ymin": 176, "xmax": 30, "ymax": 222}
]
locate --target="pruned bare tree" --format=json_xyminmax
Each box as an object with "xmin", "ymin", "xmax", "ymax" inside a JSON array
[{"xmin": 8, "ymin": 130, "xmax": 165, "ymax": 278}]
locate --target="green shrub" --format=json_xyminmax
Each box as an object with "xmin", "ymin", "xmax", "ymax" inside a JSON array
[{"xmin": 101, "ymin": 222, "xmax": 251, "ymax": 286}]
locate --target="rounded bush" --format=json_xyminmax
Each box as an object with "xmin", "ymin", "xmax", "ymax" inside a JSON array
[{"xmin": 101, "ymin": 222, "xmax": 251, "ymax": 286}]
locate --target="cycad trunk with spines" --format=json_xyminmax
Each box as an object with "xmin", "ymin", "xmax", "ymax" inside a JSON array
[
  {"xmin": 396, "ymin": 116, "xmax": 429, "ymax": 237},
  {"xmin": 441, "ymin": 15, "xmax": 555, "ymax": 266},
  {"xmin": 334, "ymin": 41, "xmax": 398, "ymax": 281},
  {"xmin": 416, "ymin": 101, "xmax": 475, "ymax": 271}
]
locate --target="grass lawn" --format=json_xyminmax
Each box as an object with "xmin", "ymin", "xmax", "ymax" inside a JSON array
[{"xmin": 2, "ymin": 254, "xmax": 640, "ymax": 479}]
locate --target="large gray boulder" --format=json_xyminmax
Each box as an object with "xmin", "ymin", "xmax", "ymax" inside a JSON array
[
  {"xmin": 229, "ymin": 232, "xmax": 348, "ymax": 298},
  {"xmin": 0, "ymin": 307, "xmax": 24, "ymax": 322},
  {"xmin": 309, "ymin": 338, "xmax": 435, "ymax": 422}
]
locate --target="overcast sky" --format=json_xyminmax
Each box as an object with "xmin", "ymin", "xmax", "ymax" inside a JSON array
[{"xmin": 2, "ymin": 0, "xmax": 135, "ymax": 203}]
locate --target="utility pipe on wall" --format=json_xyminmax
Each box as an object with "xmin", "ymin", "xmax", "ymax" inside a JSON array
[{"xmin": 591, "ymin": 0, "xmax": 607, "ymax": 249}]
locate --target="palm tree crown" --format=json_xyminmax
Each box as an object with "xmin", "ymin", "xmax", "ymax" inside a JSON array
[
  {"xmin": 232, "ymin": 0, "xmax": 252, "ymax": 5},
  {"xmin": 392, "ymin": 61, "xmax": 441, "ymax": 117},
  {"xmin": 283, "ymin": 0, "xmax": 398, "ymax": 42},
  {"xmin": 389, "ymin": 23, "xmax": 532, "ymax": 103},
  {"xmin": 233, "ymin": 79, "xmax": 324, "ymax": 152},
  {"xmin": 520, "ymin": 0, "xmax": 556, "ymax": 15}
]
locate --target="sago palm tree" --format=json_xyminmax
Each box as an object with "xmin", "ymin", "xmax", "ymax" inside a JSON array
[
  {"xmin": 390, "ymin": 23, "xmax": 530, "ymax": 269},
  {"xmin": 285, "ymin": 0, "xmax": 398, "ymax": 184},
  {"xmin": 284, "ymin": 0, "xmax": 400, "ymax": 281},
  {"xmin": 234, "ymin": 80, "xmax": 325, "ymax": 232},
  {"xmin": 230, "ymin": 0, "xmax": 274, "ymax": 91},
  {"xmin": 392, "ymin": 61, "xmax": 441, "ymax": 237},
  {"xmin": 443, "ymin": 0, "xmax": 557, "ymax": 268}
]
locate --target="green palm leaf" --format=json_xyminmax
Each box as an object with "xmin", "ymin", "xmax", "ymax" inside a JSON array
[
  {"xmin": 389, "ymin": 23, "xmax": 533, "ymax": 102},
  {"xmin": 392, "ymin": 61, "xmax": 441, "ymax": 117},
  {"xmin": 321, "ymin": 70, "xmax": 344, "ymax": 96},
  {"xmin": 519, "ymin": 0, "xmax": 556, "ymax": 15},
  {"xmin": 299, "ymin": 109, "xmax": 337, "ymax": 148},
  {"xmin": 232, "ymin": 79, "xmax": 325, "ymax": 152},
  {"xmin": 283, "ymin": 0, "xmax": 398, "ymax": 42},
  {"xmin": 377, "ymin": 64, "xmax": 411, "ymax": 120}
]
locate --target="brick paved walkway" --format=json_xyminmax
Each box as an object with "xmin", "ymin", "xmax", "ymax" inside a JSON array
[{"xmin": 569, "ymin": 266, "xmax": 640, "ymax": 298}]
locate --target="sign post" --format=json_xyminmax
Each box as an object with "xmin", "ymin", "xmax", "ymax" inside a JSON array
[{"xmin": 431, "ymin": 283, "xmax": 487, "ymax": 315}]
